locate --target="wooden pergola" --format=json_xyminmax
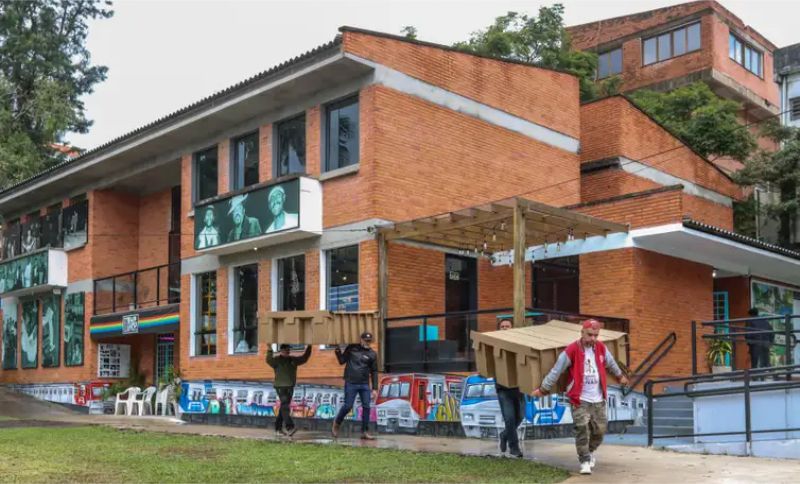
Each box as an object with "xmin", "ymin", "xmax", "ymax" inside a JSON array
[{"xmin": 376, "ymin": 197, "xmax": 629, "ymax": 331}]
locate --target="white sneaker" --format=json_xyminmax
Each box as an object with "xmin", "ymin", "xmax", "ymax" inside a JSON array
[
  {"xmin": 580, "ymin": 461, "xmax": 592, "ymax": 475},
  {"xmin": 589, "ymin": 453, "xmax": 596, "ymax": 469}
]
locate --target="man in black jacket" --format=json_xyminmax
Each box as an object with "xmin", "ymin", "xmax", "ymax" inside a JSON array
[
  {"xmin": 332, "ymin": 331, "xmax": 378, "ymax": 440},
  {"xmin": 495, "ymin": 318, "xmax": 525, "ymax": 458},
  {"xmin": 745, "ymin": 308, "xmax": 773, "ymax": 369}
]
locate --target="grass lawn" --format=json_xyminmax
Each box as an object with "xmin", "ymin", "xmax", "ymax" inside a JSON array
[{"xmin": 0, "ymin": 426, "xmax": 568, "ymax": 483}]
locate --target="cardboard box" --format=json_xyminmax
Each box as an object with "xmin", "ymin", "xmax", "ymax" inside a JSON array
[
  {"xmin": 471, "ymin": 320, "xmax": 628, "ymax": 395},
  {"xmin": 259, "ymin": 310, "xmax": 379, "ymax": 345}
]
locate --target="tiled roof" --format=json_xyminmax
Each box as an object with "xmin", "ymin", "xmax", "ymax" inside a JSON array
[{"xmin": 683, "ymin": 218, "xmax": 800, "ymax": 260}]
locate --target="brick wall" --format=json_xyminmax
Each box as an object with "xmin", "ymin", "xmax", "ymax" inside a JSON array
[
  {"xmin": 576, "ymin": 187, "xmax": 684, "ymax": 228},
  {"xmin": 137, "ymin": 188, "xmax": 171, "ymax": 270},
  {"xmin": 581, "ymin": 248, "xmax": 713, "ymax": 380},
  {"xmin": 90, "ymin": 190, "xmax": 140, "ymax": 280},
  {"xmin": 342, "ymin": 29, "xmax": 581, "ymax": 138}
]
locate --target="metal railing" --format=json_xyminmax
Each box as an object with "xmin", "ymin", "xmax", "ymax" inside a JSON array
[
  {"xmin": 384, "ymin": 306, "xmax": 629, "ymax": 373},
  {"xmin": 622, "ymin": 331, "xmax": 677, "ymax": 396},
  {"xmin": 93, "ymin": 262, "xmax": 181, "ymax": 315},
  {"xmin": 645, "ymin": 364, "xmax": 800, "ymax": 450},
  {"xmin": 691, "ymin": 315, "xmax": 799, "ymax": 375}
]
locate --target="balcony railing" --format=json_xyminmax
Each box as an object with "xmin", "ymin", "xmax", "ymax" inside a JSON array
[
  {"xmin": 384, "ymin": 307, "xmax": 629, "ymax": 373},
  {"xmin": 93, "ymin": 262, "xmax": 180, "ymax": 316}
]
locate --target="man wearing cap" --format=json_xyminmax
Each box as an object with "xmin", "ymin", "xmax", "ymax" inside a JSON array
[
  {"xmin": 266, "ymin": 344, "xmax": 312, "ymax": 437},
  {"xmin": 265, "ymin": 185, "xmax": 299, "ymax": 233},
  {"xmin": 533, "ymin": 319, "xmax": 629, "ymax": 475},
  {"xmin": 495, "ymin": 318, "xmax": 525, "ymax": 458},
  {"xmin": 332, "ymin": 331, "xmax": 378, "ymax": 440},
  {"xmin": 227, "ymin": 194, "xmax": 261, "ymax": 242}
]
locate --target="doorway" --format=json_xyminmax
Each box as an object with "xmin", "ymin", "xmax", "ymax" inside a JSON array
[
  {"xmin": 444, "ymin": 255, "xmax": 477, "ymax": 360},
  {"xmin": 156, "ymin": 333, "xmax": 175, "ymax": 383}
]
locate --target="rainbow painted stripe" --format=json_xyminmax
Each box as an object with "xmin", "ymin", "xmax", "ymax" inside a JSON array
[{"xmin": 90, "ymin": 312, "xmax": 179, "ymax": 335}]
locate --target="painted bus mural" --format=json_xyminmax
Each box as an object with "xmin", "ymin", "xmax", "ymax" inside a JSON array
[{"xmin": 376, "ymin": 373, "xmax": 464, "ymax": 433}]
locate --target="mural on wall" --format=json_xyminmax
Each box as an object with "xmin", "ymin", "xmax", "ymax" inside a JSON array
[
  {"xmin": 61, "ymin": 200, "xmax": 88, "ymax": 251},
  {"xmin": 2, "ymin": 221, "xmax": 21, "ymax": 260},
  {"xmin": 0, "ymin": 251, "xmax": 48, "ymax": 295},
  {"xmin": 64, "ymin": 293, "xmax": 85, "ymax": 366},
  {"xmin": 41, "ymin": 210, "xmax": 62, "ymax": 249},
  {"xmin": 2, "ymin": 298, "xmax": 18, "ymax": 369},
  {"xmin": 751, "ymin": 280, "xmax": 800, "ymax": 366},
  {"xmin": 41, "ymin": 294, "xmax": 61, "ymax": 367},
  {"xmin": 20, "ymin": 299, "xmax": 38, "ymax": 368},
  {"xmin": 20, "ymin": 215, "xmax": 42, "ymax": 254},
  {"xmin": 194, "ymin": 178, "xmax": 300, "ymax": 250},
  {"xmin": 376, "ymin": 374, "xmax": 463, "ymax": 433}
]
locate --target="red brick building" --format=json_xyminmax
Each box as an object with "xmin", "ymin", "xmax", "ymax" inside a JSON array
[
  {"xmin": 568, "ymin": 0, "xmax": 780, "ymax": 173},
  {"xmin": 0, "ymin": 27, "xmax": 798, "ymax": 403}
]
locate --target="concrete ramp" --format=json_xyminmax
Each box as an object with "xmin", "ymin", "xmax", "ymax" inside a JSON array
[{"xmin": 0, "ymin": 386, "xmax": 79, "ymax": 419}]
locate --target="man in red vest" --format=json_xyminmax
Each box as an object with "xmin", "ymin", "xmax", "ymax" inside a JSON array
[{"xmin": 533, "ymin": 319, "xmax": 629, "ymax": 475}]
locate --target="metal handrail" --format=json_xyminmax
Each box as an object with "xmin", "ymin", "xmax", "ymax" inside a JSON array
[
  {"xmin": 93, "ymin": 261, "xmax": 181, "ymax": 315},
  {"xmin": 622, "ymin": 332, "xmax": 676, "ymax": 396}
]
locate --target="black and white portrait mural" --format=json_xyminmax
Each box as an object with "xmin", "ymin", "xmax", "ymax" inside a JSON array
[
  {"xmin": 194, "ymin": 179, "xmax": 300, "ymax": 250},
  {"xmin": 64, "ymin": 292, "xmax": 84, "ymax": 366},
  {"xmin": 20, "ymin": 299, "xmax": 38, "ymax": 368},
  {"xmin": 2, "ymin": 299, "xmax": 17, "ymax": 370},
  {"xmin": 2, "ymin": 221, "xmax": 21, "ymax": 260},
  {"xmin": 41, "ymin": 294, "xmax": 61, "ymax": 367},
  {"xmin": 20, "ymin": 215, "xmax": 42, "ymax": 254},
  {"xmin": 0, "ymin": 251, "xmax": 48, "ymax": 295},
  {"xmin": 62, "ymin": 200, "xmax": 88, "ymax": 250},
  {"xmin": 41, "ymin": 209, "xmax": 62, "ymax": 249}
]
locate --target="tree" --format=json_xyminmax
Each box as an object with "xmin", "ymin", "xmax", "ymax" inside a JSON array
[
  {"xmin": 453, "ymin": 5, "xmax": 618, "ymax": 101},
  {"xmin": 735, "ymin": 121, "xmax": 800, "ymax": 248},
  {"xmin": 0, "ymin": 0, "xmax": 113, "ymax": 188},
  {"xmin": 400, "ymin": 26, "xmax": 417, "ymax": 40},
  {"xmin": 628, "ymin": 82, "xmax": 757, "ymax": 161}
]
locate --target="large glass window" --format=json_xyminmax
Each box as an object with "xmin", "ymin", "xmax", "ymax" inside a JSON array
[
  {"xmin": 277, "ymin": 255, "xmax": 305, "ymax": 311},
  {"xmin": 232, "ymin": 264, "xmax": 258, "ymax": 354},
  {"xmin": 276, "ymin": 115, "xmax": 306, "ymax": 177},
  {"xmin": 325, "ymin": 96, "xmax": 359, "ymax": 172},
  {"xmin": 232, "ymin": 132, "xmax": 259, "ymax": 190},
  {"xmin": 729, "ymin": 33, "xmax": 762, "ymax": 77},
  {"xmin": 597, "ymin": 48, "xmax": 622, "ymax": 79},
  {"xmin": 194, "ymin": 272, "xmax": 217, "ymax": 356},
  {"xmin": 790, "ymin": 97, "xmax": 800, "ymax": 121},
  {"xmin": 327, "ymin": 245, "xmax": 359, "ymax": 311},
  {"xmin": 532, "ymin": 256, "xmax": 579, "ymax": 313},
  {"xmin": 194, "ymin": 147, "xmax": 218, "ymax": 203},
  {"xmin": 643, "ymin": 22, "xmax": 701, "ymax": 65}
]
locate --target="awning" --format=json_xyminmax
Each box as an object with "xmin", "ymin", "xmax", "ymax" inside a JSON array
[{"xmin": 90, "ymin": 303, "xmax": 180, "ymax": 339}]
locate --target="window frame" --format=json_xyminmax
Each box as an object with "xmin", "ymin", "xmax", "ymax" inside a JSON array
[
  {"xmin": 790, "ymin": 97, "xmax": 800, "ymax": 122},
  {"xmin": 230, "ymin": 263, "xmax": 259, "ymax": 355},
  {"xmin": 276, "ymin": 254, "xmax": 306, "ymax": 311},
  {"xmin": 274, "ymin": 113, "xmax": 307, "ymax": 178},
  {"xmin": 192, "ymin": 271, "xmax": 218, "ymax": 357},
  {"xmin": 642, "ymin": 21, "xmax": 702, "ymax": 66},
  {"xmin": 596, "ymin": 47, "xmax": 623, "ymax": 80},
  {"xmin": 230, "ymin": 131, "xmax": 260, "ymax": 191},
  {"xmin": 192, "ymin": 145, "xmax": 219, "ymax": 204},
  {"xmin": 729, "ymin": 32, "xmax": 764, "ymax": 78},
  {"xmin": 323, "ymin": 95, "xmax": 360, "ymax": 173},
  {"xmin": 324, "ymin": 244, "xmax": 360, "ymax": 311}
]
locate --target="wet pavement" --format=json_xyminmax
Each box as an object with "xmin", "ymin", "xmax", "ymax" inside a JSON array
[{"xmin": 1, "ymin": 388, "xmax": 797, "ymax": 483}]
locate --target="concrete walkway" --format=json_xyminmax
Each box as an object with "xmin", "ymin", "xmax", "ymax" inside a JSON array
[{"xmin": 1, "ymin": 389, "xmax": 796, "ymax": 483}]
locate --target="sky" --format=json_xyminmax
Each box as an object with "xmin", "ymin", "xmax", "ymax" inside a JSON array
[{"xmin": 69, "ymin": 0, "xmax": 800, "ymax": 150}]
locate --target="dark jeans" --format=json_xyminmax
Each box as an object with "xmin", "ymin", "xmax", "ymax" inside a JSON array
[
  {"xmin": 496, "ymin": 385, "xmax": 525, "ymax": 452},
  {"xmin": 275, "ymin": 386, "xmax": 295, "ymax": 432},
  {"xmin": 335, "ymin": 382, "xmax": 371, "ymax": 432},
  {"xmin": 749, "ymin": 344, "xmax": 770, "ymax": 369}
]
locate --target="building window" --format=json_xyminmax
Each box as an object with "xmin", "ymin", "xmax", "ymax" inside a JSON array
[
  {"xmin": 729, "ymin": 33, "xmax": 763, "ymax": 77},
  {"xmin": 232, "ymin": 264, "xmax": 258, "ymax": 354},
  {"xmin": 532, "ymin": 256, "xmax": 579, "ymax": 313},
  {"xmin": 277, "ymin": 255, "xmax": 305, "ymax": 311},
  {"xmin": 325, "ymin": 96, "xmax": 359, "ymax": 172},
  {"xmin": 790, "ymin": 97, "xmax": 800, "ymax": 121},
  {"xmin": 232, "ymin": 132, "xmax": 259, "ymax": 190},
  {"xmin": 643, "ymin": 22, "xmax": 701, "ymax": 66},
  {"xmin": 276, "ymin": 115, "xmax": 306, "ymax": 177},
  {"xmin": 712, "ymin": 291, "xmax": 729, "ymax": 321},
  {"xmin": 327, "ymin": 245, "xmax": 359, "ymax": 311},
  {"xmin": 194, "ymin": 146, "xmax": 218, "ymax": 203},
  {"xmin": 597, "ymin": 48, "xmax": 622, "ymax": 79},
  {"xmin": 194, "ymin": 272, "xmax": 217, "ymax": 356}
]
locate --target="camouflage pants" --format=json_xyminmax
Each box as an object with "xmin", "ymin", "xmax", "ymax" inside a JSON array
[{"xmin": 571, "ymin": 401, "xmax": 607, "ymax": 463}]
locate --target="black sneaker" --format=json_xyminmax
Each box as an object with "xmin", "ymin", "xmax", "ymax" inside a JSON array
[
  {"xmin": 287, "ymin": 428, "xmax": 298, "ymax": 437},
  {"xmin": 509, "ymin": 448, "xmax": 523, "ymax": 459},
  {"xmin": 499, "ymin": 430, "xmax": 508, "ymax": 453},
  {"xmin": 275, "ymin": 429, "xmax": 287, "ymax": 437}
]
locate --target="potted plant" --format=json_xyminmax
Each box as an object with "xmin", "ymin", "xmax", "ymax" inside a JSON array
[{"xmin": 707, "ymin": 339, "xmax": 733, "ymax": 373}]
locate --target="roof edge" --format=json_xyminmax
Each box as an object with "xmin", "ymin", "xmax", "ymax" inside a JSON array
[{"xmin": 683, "ymin": 218, "xmax": 800, "ymax": 261}]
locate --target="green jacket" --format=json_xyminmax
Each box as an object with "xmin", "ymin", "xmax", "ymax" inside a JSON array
[{"xmin": 266, "ymin": 346, "xmax": 312, "ymax": 388}]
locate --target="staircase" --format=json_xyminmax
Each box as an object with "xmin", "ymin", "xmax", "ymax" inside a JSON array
[{"xmin": 626, "ymin": 391, "xmax": 694, "ymax": 441}]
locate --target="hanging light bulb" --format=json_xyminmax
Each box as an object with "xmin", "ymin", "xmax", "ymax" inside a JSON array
[
  {"xmin": 492, "ymin": 232, "xmax": 497, "ymax": 242},
  {"xmin": 500, "ymin": 222, "xmax": 506, "ymax": 231},
  {"xmin": 483, "ymin": 241, "xmax": 488, "ymax": 250}
]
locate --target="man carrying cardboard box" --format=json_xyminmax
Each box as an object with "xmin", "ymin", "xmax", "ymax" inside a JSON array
[
  {"xmin": 533, "ymin": 320, "xmax": 629, "ymax": 475},
  {"xmin": 267, "ymin": 344, "xmax": 312, "ymax": 437},
  {"xmin": 331, "ymin": 331, "xmax": 379, "ymax": 440},
  {"xmin": 496, "ymin": 318, "xmax": 525, "ymax": 458}
]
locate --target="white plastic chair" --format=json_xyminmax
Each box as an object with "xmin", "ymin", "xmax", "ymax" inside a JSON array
[
  {"xmin": 133, "ymin": 386, "xmax": 157, "ymax": 416},
  {"xmin": 114, "ymin": 387, "xmax": 141, "ymax": 415},
  {"xmin": 155, "ymin": 386, "xmax": 179, "ymax": 416}
]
